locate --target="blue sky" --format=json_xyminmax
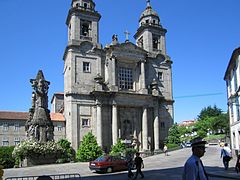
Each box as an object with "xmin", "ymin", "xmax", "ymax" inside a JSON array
[{"xmin": 0, "ymin": 0, "xmax": 239, "ymax": 123}]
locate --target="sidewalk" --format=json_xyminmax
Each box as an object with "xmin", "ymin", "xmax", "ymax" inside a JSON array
[{"xmin": 207, "ymin": 166, "xmax": 240, "ymax": 179}]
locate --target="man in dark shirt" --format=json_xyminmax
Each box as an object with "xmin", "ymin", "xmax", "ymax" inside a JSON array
[{"xmin": 133, "ymin": 152, "xmax": 144, "ymax": 179}]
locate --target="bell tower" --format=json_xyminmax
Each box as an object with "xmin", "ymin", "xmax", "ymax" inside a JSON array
[
  {"xmin": 66, "ymin": 0, "xmax": 101, "ymax": 46},
  {"xmin": 134, "ymin": 0, "xmax": 167, "ymax": 55},
  {"xmin": 63, "ymin": 0, "xmax": 102, "ymax": 150}
]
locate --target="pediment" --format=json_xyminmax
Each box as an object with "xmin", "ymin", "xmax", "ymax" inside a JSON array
[{"xmin": 107, "ymin": 42, "xmax": 147, "ymax": 55}]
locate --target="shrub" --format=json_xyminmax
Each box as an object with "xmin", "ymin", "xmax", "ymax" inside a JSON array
[
  {"xmin": 109, "ymin": 139, "xmax": 126, "ymax": 156},
  {"xmin": 12, "ymin": 140, "xmax": 64, "ymax": 161},
  {"xmin": 125, "ymin": 148, "xmax": 137, "ymax": 156},
  {"xmin": 0, "ymin": 146, "xmax": 15, "ymax": 168},
  {"xmin": 57, "ymin": 139, "xmax": 75, "ymax": 163},
  {"xmin": 166, "ymin": 143, "xmax": 179, "ymax": 149},
  {"xmin": 76, "ymin": 132, "xmax": 103, "ymax": 162}
]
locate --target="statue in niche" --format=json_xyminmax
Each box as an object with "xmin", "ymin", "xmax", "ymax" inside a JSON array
[
  {"xmin": 25, "ymin": 70, "xmax": 54, "ymax": 142},
  {"xmin": 122, "ymin": 119, "xmax": 132, "ymax": 140}
]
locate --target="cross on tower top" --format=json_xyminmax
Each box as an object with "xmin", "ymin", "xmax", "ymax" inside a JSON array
[
  {"xmin": 124, "ymin": 30, "xmax": 130, "ymax": 42},
  {"xmin": 147, "ymin": 0, "xmax": 151, "ymax": 7}
]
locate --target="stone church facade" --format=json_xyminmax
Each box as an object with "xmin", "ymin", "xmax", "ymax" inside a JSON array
[{"xmin": 63, "ymin": 0, "xmax": 174, "ymax": 153}]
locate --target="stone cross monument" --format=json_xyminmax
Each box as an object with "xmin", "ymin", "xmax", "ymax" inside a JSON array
[{"xmin": 25, "ymin": 70, "xmax": 54, "ymax": 142}]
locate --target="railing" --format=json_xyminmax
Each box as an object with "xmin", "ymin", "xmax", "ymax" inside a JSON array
[{"xmin": 5, "ymin": 173, "xmax": 81, "ymax": 180}]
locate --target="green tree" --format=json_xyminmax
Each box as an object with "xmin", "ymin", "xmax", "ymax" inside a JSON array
[
  {"xmin": 195, "ymin": 105, "xmax": 229, "ymax": 138},
  {"xmin": 109, "ymin": 139, "xmax": 126, "ymax": 156},
  {"xmin": 57, "ymin": 139, "xmax": 75, "ymax": 163},
  {"xmin": 178, "ymin": 125, "xmax": 193, "ymax": 142},
  {"xmin": 0, "ymin": 146, "xmax": 15, "ymax": 168},
  {"xmin": 167, "ymin": 123, "xmax": 181, "ymax": 144},
  {"xmin": 197, "ymin": 105, "xmax": 222, "ymax": 120},
  {"xmin": 76, "ymin": 132, "xmax": 103, "ymax": 162}
]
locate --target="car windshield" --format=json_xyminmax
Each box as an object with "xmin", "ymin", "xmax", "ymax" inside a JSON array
[{"xmin": 94, "ymin": 156, "xmax": 108, "ymax": 162}]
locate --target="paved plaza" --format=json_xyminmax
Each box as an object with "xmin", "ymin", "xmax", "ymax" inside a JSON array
[{"xmin": 3, "ymin": 145, "xmax": 240, "ymax": 179}]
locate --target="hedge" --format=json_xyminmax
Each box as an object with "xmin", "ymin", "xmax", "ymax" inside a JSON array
[{"xmin": 0, "ymin": 146, "xmax": 15, "ymax": 168}]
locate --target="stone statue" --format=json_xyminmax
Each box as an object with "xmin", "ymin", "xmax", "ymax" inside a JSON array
[
  {"xmin": 111, "ymin": 34, "xmax": 119, "ymax": 45},
  {"xmin": 25, "ymin": 70, "xmax": 54, "ymax": 142}
]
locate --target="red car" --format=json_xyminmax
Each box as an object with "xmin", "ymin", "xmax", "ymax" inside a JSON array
[{"xmin": 89, "ymin": 155, "xmax": 128, "ymax": 173}]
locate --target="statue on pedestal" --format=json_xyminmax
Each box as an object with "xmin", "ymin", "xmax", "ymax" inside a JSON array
[{"xmin": 25, "ymin": 70, "xmax": 54, "ymax": 142}]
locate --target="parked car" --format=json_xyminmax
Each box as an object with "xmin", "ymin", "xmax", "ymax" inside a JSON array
[
  {"xmin": 185, "ymin": 142, "xmax": 192, "ymax": 147},
  {"xmin": 89, "ymin": 155, "xmax": 128, "ymax": 173}
]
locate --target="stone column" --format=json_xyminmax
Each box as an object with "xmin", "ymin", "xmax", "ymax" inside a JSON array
[
  {"xmin": 112, "ymin": 101, "xmax": 118, "ymax": 145},
  {"xmin": 112, "ymin": 56, "xmax": 116, "ymax": 86},
  {"xmin": 235, "ymin": 129, "xmax": 239, "ymax": 152},
  {"xmin": 142, "ymin": 107, "xmax": 148, "ymax": 151},
  {"xmin": 140, "ymin": 59, "xmax": 146, "ymax": 89},
  {"xmin": 96, "ymin": 100, "xmax": 102, "ymax": 147},
  {"xmin": 154, "ymin": 106, "xmax": 160, "ymax": 151}
]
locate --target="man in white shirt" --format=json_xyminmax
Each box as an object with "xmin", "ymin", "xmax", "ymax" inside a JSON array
[
  {"xmin": 220, "ymin": 143, "xmax": 232, "ymax": 170},
  {"xmin": 182, "ymin": 137, "xmax": 209, "ymax": 180}
]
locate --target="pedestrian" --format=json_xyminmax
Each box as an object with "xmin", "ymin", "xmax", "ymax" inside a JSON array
[
  {"xmin": 182, "ymin": 137, "xmax": 208, "ymax": 180},
  {"xmin": 163, "ymin": 144, "xmax": 168, "ymax": 156},
  {"xmin": 126, "ymin": 153, "xmax": 134, "ymax": 179},
  {"xmin": 133, "ymin": 152, "xmax": 144, "ymax": 179},
  {"xmin": 220, "ymin": 143, "xmax": 232, "ymax": 170},
  {"xmin": 0, "ymin": 165, "xmax": 4, "ymax": 180},
  {"xmin": 235, "ymin": 154, "xmax": 240, "ymax": 173}
]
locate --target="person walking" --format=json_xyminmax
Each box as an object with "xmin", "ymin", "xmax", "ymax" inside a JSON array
[
  {"xmin": 182, "ymin": 137, "xmax": 209, "ymax": 180},
  {"xmin": 126, "ymin": 153, "xmax": 134, "ymax": 179},
  {"xmin": 163, "ymin": 144, "xmax": 168, "ymax": 156},
  {"xmin": 220, "ymin": 143, "xmax": 232, "ymax": 170},
  {"xmin": 133, "ymin": 152, "xmax": 144, "ymax": 179},
  {"xmin": 235, "ymin": 154, "xmax": 240, "ymax": 173}
]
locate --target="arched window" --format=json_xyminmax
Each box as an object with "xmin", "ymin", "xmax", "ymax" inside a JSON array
[{"xmin": 81, "ymin": 23, "xmax": 89, "ymax": 36}]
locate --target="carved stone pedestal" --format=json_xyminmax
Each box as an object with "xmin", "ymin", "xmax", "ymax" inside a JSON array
[{"xmin": 22, "ymin": 154, "xmax": 58, "ymax": 167}]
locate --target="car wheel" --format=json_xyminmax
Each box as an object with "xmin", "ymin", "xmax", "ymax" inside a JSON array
[{"xmin": 106, "ymin": 167, "xmax": 113, "ymax": 173}]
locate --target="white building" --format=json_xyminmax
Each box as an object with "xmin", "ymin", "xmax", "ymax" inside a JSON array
[
  {"xmin": 224, "ymin": 47, "xmax": 240, "ymax": 155},
  {"xmin": 63, "ymin": 0, "xmax": 174, "ymax": 153}
]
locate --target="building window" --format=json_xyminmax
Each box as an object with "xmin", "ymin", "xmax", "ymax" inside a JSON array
[
  {"xmin": 14, "ymin": 123, "xmax": 20, "ymax": 131},
  {"xmin": 82, "ymin": 118, "xmax": 90, "ymax": 127},
  {"xmin": 57, "ymin": 123, "xmax": 62, "ymax": 131},
  {"xmin": 14, "ymin": 137, "xmax": 20, "ymax": 146},
  {"xmin": 3, "ymin": 123, "xmax": 8, "ymax": 131},
  {"xmin": 160, "ymin": 122, "xmax": 165, "ymax": 128},
  {"xmin": 118, "ymin": 67, "xmax": 133, "ymax": 90},
  {"xmin": 158, "ymin": 72, "xmax": 163, "ymax": 81},
  {"xmin": 81, "ymin": 23, "xmax": 89, "ymax": 36},
  {"xmin": 236, "ymin": 97, "xmax": 240, "ymax": 121},
  {"xmin": 83, "ymin": 62, "xmax": 91, "ymax": 73},
  {"xmin": 137, "ymin": 37, "xmax": 143, "ymax": 48},
  {"xmin": 153, "ymin": 36, "xmax": 159, "ymax": 50},
  {"xmin": 83, "ymin": 3, "xmax": 88, "ymax": 9},
  {"xmin": 2, "ymin": 137, "xmax": 9, "ymax": 146},
  {"xmin": 68, "ymin": 24, "xmax": 71, "ymax": 41}
]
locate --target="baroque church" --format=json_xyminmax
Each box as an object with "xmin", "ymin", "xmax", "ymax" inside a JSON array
[{"xmin": 62, "ymin": 0, "xmax": 174, "ymax": 153}]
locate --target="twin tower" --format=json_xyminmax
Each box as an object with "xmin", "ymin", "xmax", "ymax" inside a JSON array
[{"xmin": 63, "ymin": 0, "xmax": 174, "ymax": 153}]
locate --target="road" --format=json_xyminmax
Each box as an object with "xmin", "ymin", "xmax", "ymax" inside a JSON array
[{"xmin": 3, "ymin": 145, "xmax": 239, "ymax": 179}]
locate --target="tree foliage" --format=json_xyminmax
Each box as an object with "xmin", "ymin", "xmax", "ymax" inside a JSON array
[
  {"xmin": 195, "ymin": 105, "xmax": 229, "ymax": 137},
  {"xmin": 109, "ymin": 139, "xmax": 126, "ymax": 156},
  {"xmin": 57, "ymin": 139, "xmax": 75, "ymax": 163},
  {"xmin": 76, "ymin": 132, "xmax": 103, "ymax": 162},
  {"xmin": 167, "ymin": 105, "xmax": 229, "ymax": 143},
  {"xmin": 0, "ymin": 146, "xmax": 15, "ymax": 168},
  {"xmin": 167, "ymin": 123, "xmax": 181, "ymax": 144},
  {"xmin": 197, "ymin": 105, "xmax": 222, "ymax": 120}
]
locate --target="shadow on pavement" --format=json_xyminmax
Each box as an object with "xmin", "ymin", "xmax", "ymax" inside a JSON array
[
  {"xmin": 79, "ymin": 166, "xmax": 240, "ymax": 180},
  {"xmin": 81, "ymin": 167, "xmax": 184, "ymax": 180}
]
